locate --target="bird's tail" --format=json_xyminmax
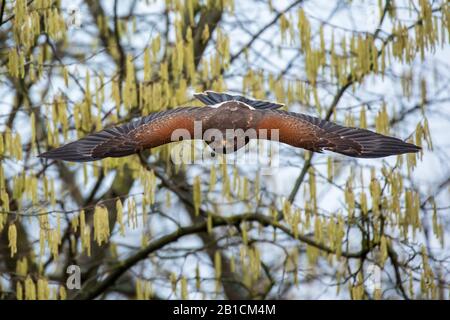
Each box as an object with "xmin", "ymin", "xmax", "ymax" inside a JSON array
[{"xmin": 194, "ymin": 91, "xmax": 284, "ymax": 109}]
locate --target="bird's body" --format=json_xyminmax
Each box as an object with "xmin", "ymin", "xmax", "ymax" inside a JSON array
[
  {"xmin": 38, "ymin": 91, "xmax": 421, "ymax": 162},
  {"xmin": 201, "ymin": 101, "xmax": 262, "ymax": 153}
]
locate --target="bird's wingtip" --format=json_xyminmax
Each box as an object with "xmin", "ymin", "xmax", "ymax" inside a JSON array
[
  {"xmin": 37, "ymin": 151, "xmax": 52, "ymax": 159},
  {"xmin": 36, "ymin": 143, "xmax": 97, "ymax": 162}
]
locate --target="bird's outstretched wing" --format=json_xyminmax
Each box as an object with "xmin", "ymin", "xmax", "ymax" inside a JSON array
[
  {"xmin": 38, "ymin": 107, "xmax": 207, "ymax": 162},
  {"xmin": 256, "ymin": 110, "xmax": 421, "ymax": 158}
]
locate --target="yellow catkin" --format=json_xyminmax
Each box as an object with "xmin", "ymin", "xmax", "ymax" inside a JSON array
[
  {"xmin": 308, "ymin": 167, "xmax": 317, "ymax": 213},
  {"xmin": 16, "ymin": 257, "xmax": 28, "ymax": 276},
  {"xmin": 148, "ymin": 171, "xmax": 156, "ymax": 205},
  {"xmin": 181, "ymin": 276, "xmax": 188, "ymax": 300},
  {"xmin": 345, "ymin": 179, "xmax": 355, "ymax": 218},
  {"xmin": 8, "ymin": 224, "xmax": 17, "ymax": 257},
  {"xmin": 230, "ymin": 254, "xmax": 236, "ymax": 273},
  {"xmin": 83, "ymin": 227, "xmax": 91, "ymax": 257},
  {"xmin": 59, "ymin": 286, "xmax": 67, "ymax": 300},
  {"xmin": 144, "ymin": 281, "xmax": 152, "ymax": 300},
  {"xmin": 136, "ymin": 279, "xmax": 143, "ymax": 300},
  {"xmin": 94, "ymin": 205, "xmax": 110, "ymax": 246},
  {"xmin": 16, "ymin": 281, "xmax": 23, "ymax": 300},
  {"xmin": 30, "ymin": 113, "xmax": 36, "ymax": 149},
  {"xmin": 79, "ymin": 210, "xmax": 90, "ymax": 256},
  {"xmin": 327, "ymin": 157, "xmax": 333, "ymax": 182},
  {"xmin": 49, "ymin": 229, "xmax": 60, "ymax": 259},
  {"xmin": 370, "ymin": 169, "xmax": 381, "ymax": 216},
  {"xmin": 241, "ymin": 221, "xmax": 248, "ymax": 245},
  {"xmin": 37, "ymin": 278, "xmax": 49, "ymax": 300},
  {"xmin": 360, "ymin": 192, "xmax": 368, "ymax": 216},
  {"xmin": 359, "ymin": 106, "xmax": 367, "ymax": 129},
  {"xmin": 165, "ymin": 191, "xmax": 172, "ymax": 208},
  {"xmin": 202, "ymin": 24, "xmax": 210, "ymax": 43},
  {"xmin": 127, "ymin": 197, "xmax": 137, "ymax": 229},
  {"xmin": 207, "ymin": 213, "xmax": 213, "ymax": 234},
  {"xmin": 116, "ymin": 199, "xmax": 125, "ymax": 236},
  {"xmin": 214, "ymin": 251, "xmax": 222, "ymax": 293},
  {"xmin": 143, "ymin": 47, "xmax": 151, "ymax": 82},
  {"xmin": 379, "ymin": 235, "xmax": 388, "ymax": 267},
  {"xmin": 194, "ymin": 263, "xmax": 201, "ymax": 290},
  {"xmin": 79, "ymin": 209, "xmax": 86, "ymax": 234},
  {"xmin": 123, "ymin": 54, "xmax": 137, "ymax": 109},
  {"xmin": 193, "ymin": 176, "xmax": 201, "ymax": 216},
  {"xmin": 25, "ymin": 276, "xmax": 36, "ymax": 300},
  {"xmin": 70, "ymin": 215, "xmax": 79, "ymax": 233},
  {"xmin": 282, "ymin": 198, "xmax": 291, "ymax": 222}
]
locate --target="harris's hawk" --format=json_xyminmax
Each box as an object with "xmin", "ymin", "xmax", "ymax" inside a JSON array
[{"xmin": 38, "ymin": 91, "xmax": 421, "ymax": 162}]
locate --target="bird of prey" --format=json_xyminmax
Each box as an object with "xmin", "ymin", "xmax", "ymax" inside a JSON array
[{"xmin": 38, "ymin": 91, "xmax": 421, "ymax": 162}]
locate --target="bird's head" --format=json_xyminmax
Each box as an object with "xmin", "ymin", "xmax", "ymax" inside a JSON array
[{"xmin": 215, "ymin": 101, "xmax": 255, "ymax": 111}]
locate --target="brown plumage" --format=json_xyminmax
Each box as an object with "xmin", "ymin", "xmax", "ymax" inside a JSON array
[{"xmin": 38, "ymin": 91, "xmax": 421, "ymax": 162}]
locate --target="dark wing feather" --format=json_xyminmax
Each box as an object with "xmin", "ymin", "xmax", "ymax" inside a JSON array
[
  {"xmin": 38, "ymin": 107, "xmax": 206, "ymax": 162},
  {"xmin": 256, "ymin": 110, "xmax": 421, "ymax": 158},
  {"xmin": 194, "ymin": 91, "xmax": 284, "ymax": 109}
]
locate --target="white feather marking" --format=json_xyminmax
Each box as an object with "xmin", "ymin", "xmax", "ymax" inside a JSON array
[
  {"xmin": 208, "ymin": 101, "xmax": 228, "ymax": 109},
  {"xmin": 239, "ymin": 102, "xmax": 255, "ymax": 110},
  {"xmin": 208, "ymin": 101, "xmax": 256, "ymax": 110}
]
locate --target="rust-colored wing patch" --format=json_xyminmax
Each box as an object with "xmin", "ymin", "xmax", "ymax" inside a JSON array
[
  {"xmin": 38, "ymin": 107, "xmax": 207, "ymax": 162},
  {"xmin": 256, "ymin": 110, "xmax": 421, "ymax": 158}
]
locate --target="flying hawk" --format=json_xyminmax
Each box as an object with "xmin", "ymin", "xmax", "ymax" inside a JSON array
[{"xmin": 38, "ymin": 91, "xmax": 421, "ymax": 162}]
